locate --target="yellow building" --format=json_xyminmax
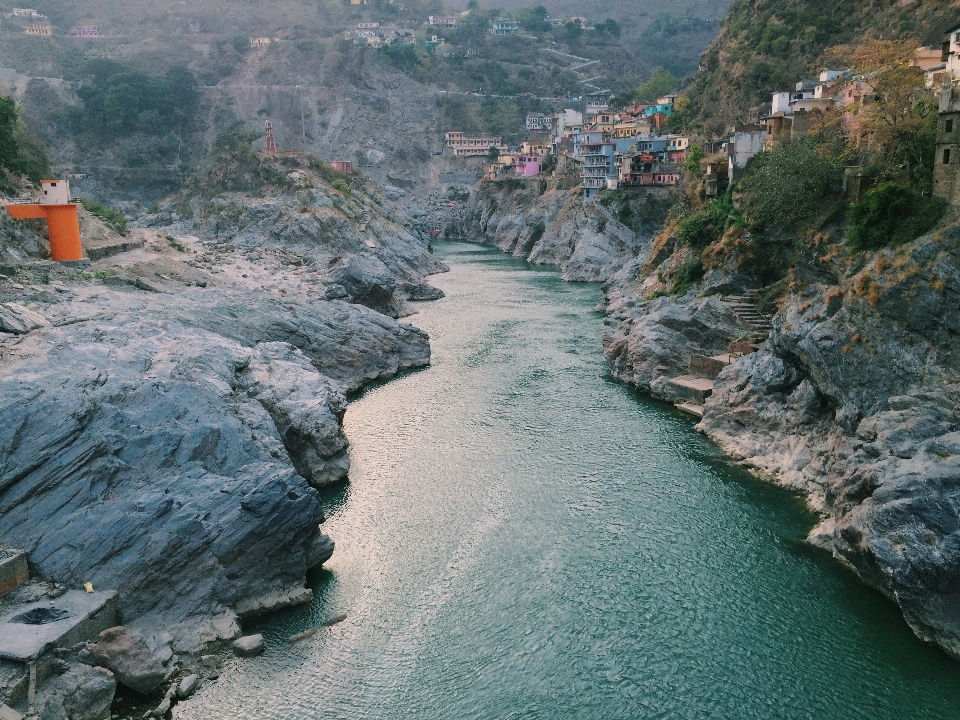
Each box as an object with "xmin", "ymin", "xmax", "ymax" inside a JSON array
[
  {"xmin": 520, "ymin": 142, "xmax": 550, "ymax": 156},
  {"xmin": 24, "ymin": 23, "xmax": 52, "ymax": 35}
]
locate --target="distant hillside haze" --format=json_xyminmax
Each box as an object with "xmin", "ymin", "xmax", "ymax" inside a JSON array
[{"xmin": 451, "ymin": 0, "xmax": 731, "ymax": 40}]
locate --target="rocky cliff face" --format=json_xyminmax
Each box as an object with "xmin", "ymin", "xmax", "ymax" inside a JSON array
[
  {"xmin": 466, "ymin": 182, "xmax": 656, "ymax": 283},
  {"xmin": 602, "ymin": 225, "xmax": 960, "ymax": 659},
  {"xmin": 466, "ymin": 179, "xmax": 960, "ymax": 660},
  {"xmin": 0, "ymin": 162, "xmax": 440, "ymax": 666}
]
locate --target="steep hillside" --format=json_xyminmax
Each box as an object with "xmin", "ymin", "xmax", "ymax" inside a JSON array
[
  {"xmin": 0, "ymin": 0, "xmax": 732, "ymax": 202},
  {"xmin": 448, "ymin": 0, "xmax": 733, "ymax": 74},
  {"xmin": 683, "ymin": 0, "xmax": 960, "ymax": 137}
]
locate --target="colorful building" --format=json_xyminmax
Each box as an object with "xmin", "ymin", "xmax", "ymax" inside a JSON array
[
  {"xmin": 445, "ymin": 132, "xmax": 507, "ymax": 157},
  {"xmin": 515, "ymin": 155, "xmax": 542, "ymax": 177}
]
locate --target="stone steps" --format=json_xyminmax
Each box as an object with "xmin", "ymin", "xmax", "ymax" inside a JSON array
[
  {"xmin": 675, "ymin": 402, "xmax": 704, "ymax": 418},
  {"xmin": 725, "ymin": 292, "xmax": 773, "ymax": 339},
  {"xmin": 666, "ymin": 374, "xmax": 715, "ymax": 403}
]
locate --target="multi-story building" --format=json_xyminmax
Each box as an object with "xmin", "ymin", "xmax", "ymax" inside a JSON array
[
  {"xmin": 934, "ymin": 25, "xmax": 960, "ymax": 203},
  {"xmin": 429, "ymin": 16, "xmax": 457, "ymax": 27},
  {"xmin": 444, "ymin": 132, "xmax": 507, "ymax": 157},
  {"xmin": 578, "ymin": 135, "xmax": 616, "ymax": 198},
  {"xmin": 24, "ymin": 23, "xmax": 51, "ymax": 35},
  {"xmin": 525, "ymin": 113, "xmax": 555, "ymax": 131},
  {"xmin": 515, "ymin": 155, "xmax": 542, "ymax": 177}
]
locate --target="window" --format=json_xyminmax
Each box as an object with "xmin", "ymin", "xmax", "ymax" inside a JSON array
[
  {"xmin": 945, "ymin": 149, "xmax": 952, "ymax": 165},
  {"xmin": 948, "ymin": 119, "xmax": 955, "ymax": 133}
]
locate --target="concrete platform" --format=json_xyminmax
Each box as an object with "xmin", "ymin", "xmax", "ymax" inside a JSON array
[
  {"xmin": 675, "ymin": 402, "xmax": 704, "ymax": 418},
  {"xmin": 666, "ymin": 374, "xmax": 714, "ymax": 403},
  {"xmin": 0, "ymin": 590, "xmax": 117, "ymax": 662}
]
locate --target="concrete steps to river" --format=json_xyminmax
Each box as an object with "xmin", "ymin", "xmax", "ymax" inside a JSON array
[{"xmin": 725, "ymin": 290, "xmax": 773, "ymax": 340}]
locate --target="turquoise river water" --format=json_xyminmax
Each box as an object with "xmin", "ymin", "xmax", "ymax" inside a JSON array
[{"xmin": 175, "ymin": 242, "xmax": 960, "ymax": 719}]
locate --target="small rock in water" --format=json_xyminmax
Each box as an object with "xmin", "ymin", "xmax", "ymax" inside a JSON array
[
  {"xmin": 321, "ymin": 612, "xmax": 348, "ymax": 627},
  {"xmin": 288, "ymin": 627, "xmax": 319, "ymax": 644},
  {"xmin": 177, "ymin": 674, "xmax": 198, "ymax": 699},
  {"xmin": 200, "ymin": 655, "xmax": 220, "ymax": 669},
  {"xmin": 232, "ymin": 634, "xmax": 264, "ymax": 657}
]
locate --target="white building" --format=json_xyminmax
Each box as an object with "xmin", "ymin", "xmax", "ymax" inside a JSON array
[
  {"xmin": 555, "ymin": 109, "xmax": 583, "ymax": 141},
  {"xmin": 42, "ymin": 179, "xmax": 71, "ymax": 205},
  {"xmin": 585, "ymin": 100, "xmax": 609, "ymax": 116},
  {"xmin": 726, "ymin": 125, "xmax": 766, "ymax": 184},
  {"xmin": 429, "ymin": 16, "xmax": 457, "ymax": 28},
  {"xmin": 945, "ymin": 26, "xmax": 960, "ymax": 83},
  {"xmin": 525, "ymin": 113, "xmax": 554, "ymax": 131}
]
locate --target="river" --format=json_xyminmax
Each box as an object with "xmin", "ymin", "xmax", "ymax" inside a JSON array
[{"xmin": 174, "ymin": 242, "xmax": 960, "ymax": 719}]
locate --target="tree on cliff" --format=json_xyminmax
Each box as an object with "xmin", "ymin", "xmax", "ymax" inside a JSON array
[
  {"xmin": 0, "ymin": 94, "xmax": 50, "ymax": 193},
  {"xmin": 848, "ymin": 39, "xmax": 938, "ymax": 187}
]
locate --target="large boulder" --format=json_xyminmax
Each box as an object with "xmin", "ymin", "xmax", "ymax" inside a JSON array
[
  {"xmin": 87, "ymin": 627, "xmax": 165, "ymax": 695},
  {"xmin": 36, "ymin": 663, "xmax": 115, "ymax": 720},
  {"xmin": 232, "ymin": 634, "xmax": 264, "ymax": 657}
]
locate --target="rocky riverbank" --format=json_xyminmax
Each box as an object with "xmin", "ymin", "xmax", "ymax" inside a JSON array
[
  {"xmin": 466, "ymin": 179, "xmax": 960, "ymax": 661},
  {"xmin": 0, "ymin": 157, "xmax": 444, "ymax": 718}
]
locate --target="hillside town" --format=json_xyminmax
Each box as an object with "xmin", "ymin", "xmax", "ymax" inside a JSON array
[{"xmin": 443, "ymin": 25, "xmax": 960, "ymax": 205}]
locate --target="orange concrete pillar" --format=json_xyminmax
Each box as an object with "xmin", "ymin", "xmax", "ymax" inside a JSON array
[{"xmin": 6, "ymin": 203, "xmax": 84, "ymax": 262}]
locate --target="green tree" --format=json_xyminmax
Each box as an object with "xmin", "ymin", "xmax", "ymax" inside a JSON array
[
  {"xmin": 596, "ymin": 19, "xmax": 621, "ymax": 38},
  {"xmin": 515, "ymin": 5, "xmax": 549, "ymax": 32},
  {"xmin": 633, "ymin": 67, "xmax": 679, "ymax": 102},
  {"xmin": 847, "ymin": 183, "xmax": 946, "ymax": 251},
  {"xmin": 0, "ymin": 96, "xmax": 19, "ymax": 177},
  {"xmin": 685, "ymin": 144, "xmax": 703, "ymax": 174},
  {"xmin": 0, "ymin": 94, "xmax": 50, "ymax": 188},
  {"xmin": 849, "ymin": 39, "xmax": 938, "ymax": 187},
  {"xmin": 739, "ymin": 136, "xmax": 844, "ymax": 232}
]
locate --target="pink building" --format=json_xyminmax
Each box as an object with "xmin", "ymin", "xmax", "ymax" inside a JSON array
[
  {"xmin": 73, "ymin": 26, "xmax": 99, "ymax": 37},
  {"xmin": 515, "ymin": 155, "xmax": 542, "ymax": 177},
  {"xmin": 331, "ymin": 160, "xmax": 353, "ymax": 174}
]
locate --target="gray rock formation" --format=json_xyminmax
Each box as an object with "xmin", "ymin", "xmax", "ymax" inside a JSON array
[
  {"xmin": 467, "ymin": 183, "xmax": 664, "ymax": 282},
  {"xmin": 35, "ymin": 663, "xmax": 115, "ymax": 720},
  {"xmin": 600, "ymin": 225, "xmax": 960, "ymax": 659},
  {"xmin": 0, "ymin": 163, "xmax": 439, "ymax": 677},
  {"xmin": 0, "ymin": 302, "xmax": 48, "ymax": 334}
]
